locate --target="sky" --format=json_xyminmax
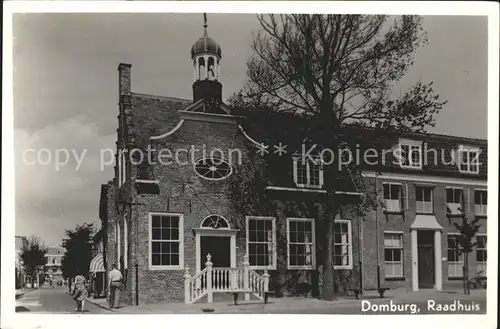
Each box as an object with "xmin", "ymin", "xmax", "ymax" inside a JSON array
[{"xmin": 12, "ymin": 14, "xmax": 488, "ymax": 247}]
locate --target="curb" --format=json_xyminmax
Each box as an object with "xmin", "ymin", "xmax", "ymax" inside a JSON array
[
  {"xmin": 85, "ymin": 298, "xmax": 116, "ymax": 312},
  {"xmin": 15, "ymin": 288, "xmax": 37, "ymax": 300}
]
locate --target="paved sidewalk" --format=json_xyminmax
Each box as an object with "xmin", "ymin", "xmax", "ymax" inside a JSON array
[
  {"xmin": 85, "ymin": 287, "xmax": 487, "ymax": 314},
  {"xmin": 15, "ymin": 288, "xmax": 36, "ymax": 300}
]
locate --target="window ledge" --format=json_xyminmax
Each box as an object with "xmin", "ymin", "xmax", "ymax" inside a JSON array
[
  {"xmin": 334, "ymin": 266, "xmax": 353, "ymax": 270},
  {"xmin": 149, "ymin": 266, "xmax": 185, "ymax": 271},
  {"xmin": 385, "ymin": 277, "xmax": 406, "ymax": 281},
  {"xmin": 475, "ymin": 214, "xmax": 487, "ymax": 218},
  {"xmin": 249, "ymin": 266, "xmax": 277, "ymax": 271},
  {"xmin": 458, "ymin": 170, "xmax": 479, "ymax": 175},
  {"xmin": 416, "ymin": 212, "xmax": 435, "ymax": 216},
  {"xmin": 288, "ymin": 266, "xmax": 315, "ymax": 271}
]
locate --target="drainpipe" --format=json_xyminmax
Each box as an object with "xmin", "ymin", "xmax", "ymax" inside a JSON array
[
  {"xmin": 135, "ymin": 192, "xmax": 140, "ymax": 306},
  {"xmin": 375, "ymin": 173, "xmax": 381, "ymax": 290},
  {"xmin": 358, "ymin": 215, "xmax": 363, "ymax": 290}
]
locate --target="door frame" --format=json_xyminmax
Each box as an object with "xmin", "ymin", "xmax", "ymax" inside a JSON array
[
  {"xmin": 193, "ymin": 228, "xmax": 239, "ymax": 274},
  {"xmin": 411, "ymin": 228, "xmax": 443, "ymax": 291}
]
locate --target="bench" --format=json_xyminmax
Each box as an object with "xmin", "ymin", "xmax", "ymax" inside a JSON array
[
  {"xmin": 232, "ymin": 290, "xmax": 275, "ymax": 305},
  {"xmin": 350, "ymin": 288, "xmax": 390, "ymax": 299}
]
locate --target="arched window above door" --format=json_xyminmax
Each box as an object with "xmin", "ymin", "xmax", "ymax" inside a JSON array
[{"xmin": 201, "ymin": 215, "xmax": 229, "ymax": 229}]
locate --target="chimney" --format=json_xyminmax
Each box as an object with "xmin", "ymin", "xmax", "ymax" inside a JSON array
[{"xmin": 118, "ymin": 63, "xmax": 132, "ymax": 95}]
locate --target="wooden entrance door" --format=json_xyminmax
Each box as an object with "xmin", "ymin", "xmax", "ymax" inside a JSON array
[
  {"xmin": 200, "ymin": 236, "xmax": 231, "ymax": 268},
  {"xmin": 417, "ymin": 230, "xmax": 435, "ymax": 288}
]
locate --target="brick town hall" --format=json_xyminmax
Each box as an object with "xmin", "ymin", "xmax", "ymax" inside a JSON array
[{"xmin": 97, "ymin": 16, "xmax": 488, "ymax": 305}]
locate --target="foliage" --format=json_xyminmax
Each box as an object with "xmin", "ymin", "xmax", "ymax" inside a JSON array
[
  {"xmin": 228, "ymin": 14, "xmax": 447, "ymax": 300},
  {"xmin": 453, "ymin": 213, "xmax": 481, "ymax": 295},
  {"xmin": 61, "ymin": 223, "xmax": 95, "ymax": 280},
  {"xmin": 19, "ymin": 236, "xmax": 48, "ymax": 283}
]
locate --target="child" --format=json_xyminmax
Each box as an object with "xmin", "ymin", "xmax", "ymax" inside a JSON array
[{"xmin": 72, "ymin": 275, "xmax": 88, "ymax": 312}]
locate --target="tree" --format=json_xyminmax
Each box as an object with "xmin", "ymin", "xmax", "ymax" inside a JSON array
[
  {"xmin": 230, "ymin": 14, "xmax": 446, "ymax": 300},
  {"xmin": 19, "ymin": 236, "xmax": 48, "ymax": 286},
  {"xmin": 61, "ymin": 223, "xmax": 95, "ymax": 282},
  {"xmin": 453, "ymin": 213, "xmax": 481, "ymax": 295}
]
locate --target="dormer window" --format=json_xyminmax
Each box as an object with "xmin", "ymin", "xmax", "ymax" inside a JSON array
[
  {"xmin": 397, "ymin": 139, "xmax": 422, "ymax": 169},
  {"xmin": 293, "ymin": 156, "xmax": 324, "ymax": 189},
  {"xmin": 446, "ymin": 187, "xmax": 464, "ymax": 216},
  {"xmin": 458, "ymin": 145, "xmax": 480, "ymax": 174}
]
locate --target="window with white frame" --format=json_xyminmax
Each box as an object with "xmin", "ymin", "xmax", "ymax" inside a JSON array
[
  {"xmin": 383, "ymin": 183, "xmax": 403, "ymax": 212},
  {"xmin": 384, "ymin": 232, "xmax": 404, "ymax": 278},
  {"xmin": 334, "ymin": 220, "xmax": 352, "ymax": 269},
  {"xmin": 287, "ymin": 218, "xmax": 315, "ymax": 269},
  {"xmin": 474, "ymin": 190, "xmax": 487, "ymax": 216},
  {"xmin": 447, "ymin": 234, "xmax": 464, "ymax": 278},
  {"xmin": 397, "ymin": 139, "xmax": 422, "ymax": 169},
  {"xmin": 446, "ymin": 188, "xmax": 464, "ymax": 216},
  {"xmin": 476, "ymin": 235, "xmax": 487, "ymax": 277},
  {"xmin": 246, "ymin": 217, "xmax": 276, "ymax": 269},
  {"xmin": 416, "ymin": 186, "xmax": 433, "ymax": 213},
  {"xmin": 150, "ymin": 214, "xmax": 183, "ymax": 269},
  {"xmin": 293, "ymin": 156, "xmax": 323, "ymax": 188},
  {"xmin": 458, "ymin": 146, "xmax": 480, "ymax": 174}
]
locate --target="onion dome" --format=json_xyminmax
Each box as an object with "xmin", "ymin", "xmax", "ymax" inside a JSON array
[{"xmin": 191, "ymin": 14, "xmax": 222, "ymax": 58}]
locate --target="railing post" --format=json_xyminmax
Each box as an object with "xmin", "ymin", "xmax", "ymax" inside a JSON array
[
  {"xmin": 243, "ymin": 254, "xmax": 250, "ymax": 301},
  {"xmin": 263, "ymin": 269, "xmax": 270, "ymax": 293},
  {"xmin": 184, "ymin": 267, "xmax": 191, "ymax": 304},
  {"xmin": 206, "ymin": 254, "xmax": 213, "ymax": 303}
]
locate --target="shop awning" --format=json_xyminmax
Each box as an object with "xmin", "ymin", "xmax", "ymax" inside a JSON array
[
  {"xmin": 89, "ymin": 253, "xmax": 105, "ymax": 273},
  {"xmin": 410, "ymin": 214, "xmax": 443, "ymax": 230}
]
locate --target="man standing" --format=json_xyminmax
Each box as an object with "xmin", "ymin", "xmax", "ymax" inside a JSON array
[{"xmin": 108, "ymin": 264, "xmax": 123, "ymax": 309}]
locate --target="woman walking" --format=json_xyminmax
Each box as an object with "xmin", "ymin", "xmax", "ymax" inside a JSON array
[{"xmin": 72, "ymin": 275, "xmax": 88, "ymax": 312}]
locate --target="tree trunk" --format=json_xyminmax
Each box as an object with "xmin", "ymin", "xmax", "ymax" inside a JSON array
[
  {"xmin": 322, "ymin": 197, "xmax": 336, "ymax": 301},
  {"xmin": 465, "ymin": 254, "xmax": 470, "ymax": 295}
]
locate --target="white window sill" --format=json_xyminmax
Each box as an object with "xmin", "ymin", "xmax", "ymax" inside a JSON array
[
  {"xmin": 249, "ymin": 266, "xmax": 276, "ymax": 271},
  {"xmin": 458, "ymin": 170, "xmax": 479, "ymax": 175},
  {"xmin": 295, "ymin": 184, "xmax": 323, "ymax": 189},
  {"xmin": 399, "ymin": 165, "xmax": 422, "ymax": 170},
  {"xmin": 288, "ymin": 266, "xmax": 315, "ymax": 270},
  {"xmin": 149, "ymin": 266, "xmax": 184, "ymax": 271}
]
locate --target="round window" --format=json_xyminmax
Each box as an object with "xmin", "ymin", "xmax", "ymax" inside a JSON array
[{"xmin": 194, "ymin": 158, "xmax": 232, "ymax": 180}]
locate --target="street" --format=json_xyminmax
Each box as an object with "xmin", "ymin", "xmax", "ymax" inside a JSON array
[
  {"xmin": 14, "ymin": 287, "xmax": 486, "ymax": 315},
  {"xmin": 15, "ymin": 287, "xmax": 111, "ymax": 314}
]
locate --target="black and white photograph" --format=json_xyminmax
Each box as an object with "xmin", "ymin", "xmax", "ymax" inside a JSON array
[{"xmin": 2, "ymin": 2, "xmax": 498, "ymax": 329}]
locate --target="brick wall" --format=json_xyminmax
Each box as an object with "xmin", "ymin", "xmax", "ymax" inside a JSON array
[{"xmin": 361, "ymin": 176, "xmax": 487, "ymax": 291}]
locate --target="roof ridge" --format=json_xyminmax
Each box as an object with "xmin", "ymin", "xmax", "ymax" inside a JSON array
[{"xmin": 131, "ymin": 92, "xmax": 191, "ymax": 102}]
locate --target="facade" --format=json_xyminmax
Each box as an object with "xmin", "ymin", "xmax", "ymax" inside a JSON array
[
  {"xmin": 45, "ymin": 247, "xmax": 65, "ymax": 283},
  {"xmin": 15, "ymin": 236, "xmax": 28, "ymax": 289},
  {"xmin": 100, "ymin": 21, "xmax": 488, "ymax": 305},
  {"xmin": 89, "ymin": 227, "xmax": 106, "ymax": 298}
]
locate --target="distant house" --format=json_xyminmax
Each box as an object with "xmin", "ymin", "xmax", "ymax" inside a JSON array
[
  {"xmin": 45, "ymin": 246, "xmax": 65, "ymax": 283},
  {"xmin": 99, "ymin": 21, "xmax": 488, "ymax": 306}
]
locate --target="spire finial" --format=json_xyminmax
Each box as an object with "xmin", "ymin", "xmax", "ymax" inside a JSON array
[{"xmin": 203, "ymin": 13, "xmax": 208, "ymax": 36}]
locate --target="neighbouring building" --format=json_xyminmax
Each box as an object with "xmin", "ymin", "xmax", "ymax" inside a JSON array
[
  {"xmin": 100, "ymin": 18, "xmax": 488, "ymax": 305},
  {"xmin": 15, "ymin": 235, "xmax": 28, "ymax": 289},
  {"xmin": 45, "ymin": 246, "xmax": 65, "ymax": 284},
  {"xmin": 89, "ymin": 225, "xmax": 106, "ymax": 298}
]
